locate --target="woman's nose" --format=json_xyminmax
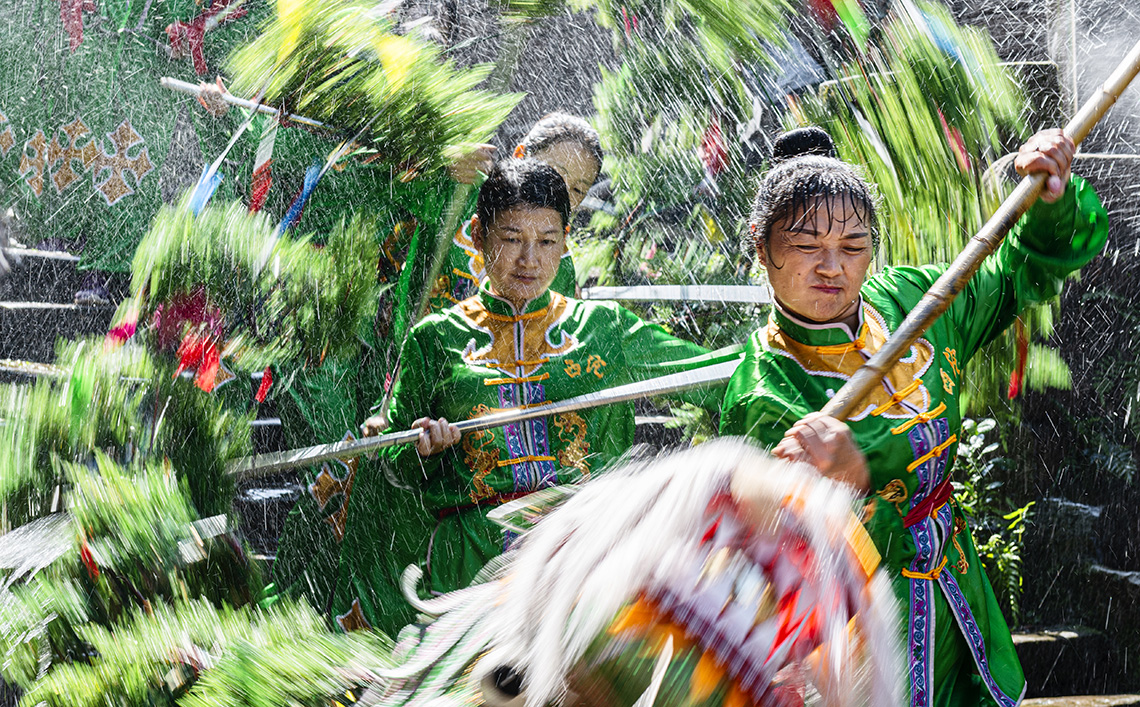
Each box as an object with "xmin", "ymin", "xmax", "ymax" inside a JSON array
[{"xmin": 816, "ymin": 249, "xmax": 842, "ymax": 276}]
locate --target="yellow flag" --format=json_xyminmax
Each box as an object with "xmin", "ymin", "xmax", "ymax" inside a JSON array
[
  {"xmin": 276, "ymin": 0, "xmax": 306, "ymax": 64},
  {"xmin": 696, "ymin": 203, "xmax": 726, "ymax": 244},
  {"xmin": 374, "ymin": 35, "xmax": 419, "ymax": 90}
]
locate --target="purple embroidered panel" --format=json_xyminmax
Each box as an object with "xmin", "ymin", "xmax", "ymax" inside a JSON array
[
  {"xmin": 903, "ymin": 417, "xmax": 957, "ymax": 707},
  {"xmin": 526, "ymin": 383, "xmax": 558, "ymax": 489},
  {"xmin": 940, "ymin": 564, "xmax": 1021, "ymax": 707},
  {"xmin": 498, "ymin": 385, "xmax": 528, "ymax": 491},
  {"xmin": 499, "ymin": 383, "xmax": 557, "ymax": 493},
  {"xmin": 909, "ymin": 577, "xmax": 935, "ymax": 707}
]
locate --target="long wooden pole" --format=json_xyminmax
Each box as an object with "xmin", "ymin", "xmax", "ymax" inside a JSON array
[
  {"xmin": 160, "ymin": 77, "xmax": 327, "ymax": 129},
  {"xmin": 821, "ymin": 38, "xmax": 1140, "ymax": 421},
  {"xmin": 226, "ymin": 358, "xmax": 741, "ymax": 481}
]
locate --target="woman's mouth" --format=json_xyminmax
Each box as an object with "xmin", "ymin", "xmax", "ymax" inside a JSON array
[{"xmin": 812, "ymin": 285, "xmax": 842, "ymax": 295}]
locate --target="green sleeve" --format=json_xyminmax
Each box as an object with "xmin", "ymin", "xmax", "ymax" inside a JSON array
[
  {"xmin": 379, "ymin": 326, "xmax": 444, "ymax": 488},
  {"xmin": 719, "ymin": 391, "xmax": 804, "ymax": 450},
  {"xmin": 882, "ymin": 174, "xmax": 1108, "ymax": 364},
  {"xmin": 616, "ymin": 306, "xmax": 744, "ymax": 410},
  {"xmin": 718, "ymin": 340, "xmax": 812, "ymax": 447},
  {"xmin": 964, "ymin": 174, "xmax": 1107, "ymax": 360}
]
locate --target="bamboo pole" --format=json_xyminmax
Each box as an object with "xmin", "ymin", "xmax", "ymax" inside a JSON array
[
  {"xmin": 821, "ymin": 38, "xmax": 1140, "ymax": 421},
  {"xmin": 226, "ymin": 358, "xmax": 741, "ymax": 481},
  {"xmin": 160, "ymin": 77, "xmax": 327, "ymax": 129}
]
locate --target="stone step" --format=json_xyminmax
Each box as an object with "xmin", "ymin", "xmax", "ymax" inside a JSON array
[
  {"xmin": 0, "ymin": 249, "xmax": 129, "ymax": 305},
  {"xmin": 0, "ymin": 248, "xmax": 82, "ymax": 305},
  {"xmin": 1024, "ymin": 697, "xmax": 1140, "ymax": 706},
  {"xmin": 1015, "ymin": 627, "xmax": 1117, "ymax": 697},
  {"xmin": 0, "ymin": 301, "xmax": 117, "ymax": 363},
  {"xmin": 1026, "ymin": 564, "xmax": 1140, "ymax": 692},
  {"xmin": 1025, "ymin": 496, "xmax": 1106, "ymax": 569},
  {"xmin": 0, "ymin": 358, "xmax": 66, "ymax": 385},
  {"xmin": 1093, "ymin": 487, "xmax": 1140, "ymax": 573}
]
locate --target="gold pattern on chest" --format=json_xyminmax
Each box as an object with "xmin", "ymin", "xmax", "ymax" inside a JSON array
[
  {"xmin": 766, "ymin": 304, "xmax": 935, "ymax": 419},
  {"xmin": 459, "ymin": 294, "xmax": 578, "ymax": 378}
]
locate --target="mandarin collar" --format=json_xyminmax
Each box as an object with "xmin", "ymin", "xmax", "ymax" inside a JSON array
[
  {"xmin": 771, "ymin": 297, "xmax": 866, "ymax": 347},
  {"xmin": 478, "ymin": 281, "xmax": 553, "ymax": 317}
]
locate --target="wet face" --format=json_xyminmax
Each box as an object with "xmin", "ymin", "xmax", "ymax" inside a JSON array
[
  {"xmin": 475, "ymin": 205, "xmax": 567, "ymax": 308},
  {"xmin": 759, "ymin": 195, "xmax": 873, "ymax": 327},
  {"xmin": 531, "ymin": 141, "xmax": 600, "ymax": 211}
]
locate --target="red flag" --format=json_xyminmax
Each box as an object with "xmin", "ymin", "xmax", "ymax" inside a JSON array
[
  {"xmin": 249, "ymin": 160, "xmax": 273, "ymax": 213},
  {"xmin": 194, "ymin": 339, "xmax": 221, "ymax": 392},
  {"xmin": 59, "ymin": 0, "xmax": 97, "ymax": 52}
]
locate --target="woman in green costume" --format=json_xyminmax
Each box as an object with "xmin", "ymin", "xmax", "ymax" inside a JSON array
[
  {"xmin": 336, "ymin": 158, "xmax": 735, "ymax": 635},
  {"xmin": 427, "ymin": 112, "xmax": 603, "ymax": 311},
  {"xmin": 720, "ymin": 126, "xmax": 1108, "ymax": 707}
]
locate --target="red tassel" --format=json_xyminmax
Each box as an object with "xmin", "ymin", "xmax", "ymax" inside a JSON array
[
  {"xmin": 155, "ymin": 288, "xmax": 219, "ymax": 352},
  {"xmin": 79, "ymin": 537, "xmax": 100, "ymax": 580},
  {"xmin": 104, "ymin": 303, "xmax": 139, "ymax": 351},
  {"xmin": 937, "ymin": 108, "xmax": 972, "ymax": 173},
  {"xmin": 166, "ymin": 0, "xmax": 248, "ymax": 75},
  {"xmin": 59, "ymin": 0, "xmax": 96, "ymax": 52},
  {"xmin": 1007, "ymin": 317, "xmax": 1028, "ymax": 399},
  {"xmin": 255, "ymin": 366, "xmax": 273, "ymax": 403},
  {"xmin": 700, "ymin": 114, "xmax": 728, "ymax": 178},
  {"xmin": 808, "ymin": 0, "xmax": 839, "ymax": 32}
]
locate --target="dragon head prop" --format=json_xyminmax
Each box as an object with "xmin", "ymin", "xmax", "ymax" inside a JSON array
[{"xmin": 367, "ymin": 439, "xmax": 903, "ymax": 707}]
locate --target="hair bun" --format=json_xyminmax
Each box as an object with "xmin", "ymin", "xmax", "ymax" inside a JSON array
[{"xmin": 772, "ymin": 127, "xmax": 837, "ymax": 162}]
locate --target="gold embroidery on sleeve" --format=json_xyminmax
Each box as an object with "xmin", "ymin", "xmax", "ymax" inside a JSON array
[
  {"xmin": 943, "ymin": 348, "xmax": 961, "ymax": 376},
  {"xmin": 553, "ymin": 411, "xmax": 591, "ymax": 478},
  {"xmin": 463, "ymin": 404, "xmax": 501, "ymax": 503},
  {"xmin": 585, "ymin": 354, "xmax": 607, "ymax": 379},
  {"xmin": 877, "ymin": 478, "xmax": 909, "ymax": 515},
  {"xmin": 940, "ymin": 369, "xmax": 955, "ymax": 395}
]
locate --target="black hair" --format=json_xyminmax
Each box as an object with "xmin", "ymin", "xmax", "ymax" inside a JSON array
[
  {"xmin": 477, "ymin": 158, "xmax": 572, "ymax": 231},
  {"xmin": 747, "ymin": 128, "xmax": 881, "ymax": 259},
  {"xmin": 772, "ymin": 126, "xmax": 838, "ymax": 162},
  {"xmin": 519, "ymin": 112, "xmax": 604, "ymax": 172}
]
